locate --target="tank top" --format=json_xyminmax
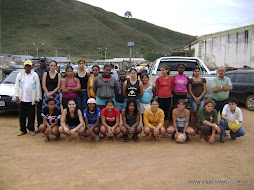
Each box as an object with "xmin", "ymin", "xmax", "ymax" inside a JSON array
[
  {"xmin": 89, "ymin": 76, "xmax": 96, "ymax": 98},
  {"xmin": 176, "ymin": 108, "xmax": 186, "ymax": 128},
  {"xmin": 140, "ymin": 85, "xmax": 153, "ymax": 104},
  {"xmin": 66, "ymin": 109, "xmax": 80, "ymax": 126},
  {"xmin": 126, "ymin": 79, "xmax": 140, "ymax": 99},
  {"xmin": 174, "ymin": 74, "xmax": 188, "ymax": 92},
  {"xmin": 126, "ymin": 113, "xmax": 137, "ymax": 127},
  {"xmin": 76, "ymin": 71, "xmax": 88, "ymax": 90},
  {"xmin": 62, "ymin": 77, "xmax": 77, "ymax": 99},
  {"xmin": 46, "ymin": 71, "xmax": 58, "ymax": 91}
]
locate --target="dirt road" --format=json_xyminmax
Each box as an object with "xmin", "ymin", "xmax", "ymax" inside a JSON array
[{"xmin": 0, "ymin": 106, "xmax": 253, "ymax": 190}]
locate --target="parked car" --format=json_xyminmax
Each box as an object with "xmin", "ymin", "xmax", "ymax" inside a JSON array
[
  {"xmin": 225, "ymin": 69, "xmax": 254, "ymax": 111},
  {"xmin": 0, "ymin": 69, "xmax": 22, "ymax": 111}
]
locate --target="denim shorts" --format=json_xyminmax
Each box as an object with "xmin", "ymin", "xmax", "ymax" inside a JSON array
[
  {"xmin": 121, "ymin": 124, "xmax": 141, "ymax": 132},
  {"xmin": 67, "ymin": 125, "xmax": 78, "ymax": 130},
  {"xmin": 115, "ymin": 101, "xmax": 124, "ymax": 112},
  {"xmin": 96, "ymin": 96, "xmax": 116, "ymax": 106},
  {"xmin": 190, "ymin": 97, "xmax": 205, "ymax": 112}
]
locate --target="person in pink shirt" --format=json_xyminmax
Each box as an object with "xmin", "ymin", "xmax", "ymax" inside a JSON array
[
  {"xmin": 155, "ymin": 65, "xmax": 174, "ymax": 130},
  {"xmin": 100, "ymin": 99, "xmax": 121, "ymax": 142},
  {"xmin": 173, "ymin": 64, "xmax": 189, "ymax": 109}
]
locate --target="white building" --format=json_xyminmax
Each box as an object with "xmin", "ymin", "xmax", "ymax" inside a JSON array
[{"xmin": 182, "ymin": 25, "xmax": 254, "ymax": 68}]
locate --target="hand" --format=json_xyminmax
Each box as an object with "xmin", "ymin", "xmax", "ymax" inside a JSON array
[
  {"xmin": 46, "ymin": 92, "xmax": 52, "ymax": 98},
  {"xmin": 229, "ymin": 118, "xmax": 236, "ymax": 123},
  {"xmin": 65, "ymin": 128, "xmax": 71, "ymax": 135},
  {"xmin": 45, "ymin": 126, "xmax": 51, "ymax": 134},
  {"xmin": 209, "ymin": 136, "xmax": 215, "ymax": 144},
  {"xmin": 130, "ymin": 127, "xmax": 134, "ymax": 134},
  {"xmin": 108, "ymin": 127, "xmax": 113, "ymax": 135},
  {"xmin": 16, "ymin": 97, "xmax": 20, "ymax": 104},
  {"xmin": 215, "ymin": 125, "xmax": 221, "ymax": 134},
  {"xmin": 70, "ymin": 129, "xmax": 76, "ymax": 134}
]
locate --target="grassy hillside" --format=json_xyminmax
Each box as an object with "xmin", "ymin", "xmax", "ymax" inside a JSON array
[{"xmin": 1, "ymin": 0, "xmax": 194, "ymax": 60}]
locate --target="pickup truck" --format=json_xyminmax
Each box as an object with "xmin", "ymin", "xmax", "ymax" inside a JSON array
[{"xmin": 149, "ymin": 56, "xmax": 216, "ymax": 100}]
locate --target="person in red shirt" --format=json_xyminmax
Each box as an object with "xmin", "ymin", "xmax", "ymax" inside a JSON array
[
  {"xmin": 100, "ymin": 99, "xmax": 121, "ymax": 142},
  {"xmin": 155, "ymin": 65, "xmax": 174, "ymax": 131}
]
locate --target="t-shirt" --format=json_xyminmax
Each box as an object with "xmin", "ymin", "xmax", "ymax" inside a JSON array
[
  {"xmin": 222, "ymin": 104, "xmax": 243, "ymax": 121},
  {"xmin": 155, "ymin": 76, "xmax": 174, "ymax": 97},
  {"xmin": 41, "ymin": 107, "xmax": 61, "ymax": 125},
  {"xmin": 196, "ymin": 107, "xmax": 218, "ymax": 127},
  {"xmin": 83, "ymin": 107, "xmax": 101, "ymax": 126},
  {"xmin": 189, "ymin": 78, "xmax": 206, "ymax": 97},
  {"xmin": 174, "ymin": 74, "xmax": 188, "ymax": 93},
  {"xmin": 211, "ymin": 76, "xmax": 232, "ymax": 101},
  {"xmin": 101, "ymin": 107, "xmax": 120, "ymax": 126}
]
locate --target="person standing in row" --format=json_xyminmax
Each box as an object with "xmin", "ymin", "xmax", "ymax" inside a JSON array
[
  {"xmin": 155, "ymin": 65, "xmax": 174, "ymax": 130},
  {"xmin": 34, "ymin": 56, "xmax": 49, "ymax": 133},
  {"xmin": 115, "ymin": 70, "xmax": 127, "ymax": 112},
  {"xmin": 42, "ymin": 60, "xmax": 61, "ymax": 111},
  {"xmin": 211, "ymin": 66, "xmax": 232, "ymax": 114},
  {"xmin": 123, "ymin": 68, "xmax": 143, "ymax": 108},
  {"xmin": 93, "ymin": 65, "xmax": 117, "ymax": 110},
  {"xmin": 61, "ymin": 65, "xmax": 81, "ymax": 109},
  {"xmin": 87, "ymin": 65, "xmax": 100, "ymax": 99},
  {"xmin": 75, "ymin": 59, "xmax": 90, "ymax": 111},
  {"xmin": 15, "ymin": 60, "xmax": 41, "ymax": 136},
  {"xmin": 173, "ymin": 64, "xmax": 189, "ymax": 108},
  {"xmin": 188, "ymin": 67, "xmax": 207, "ymax": 128}
]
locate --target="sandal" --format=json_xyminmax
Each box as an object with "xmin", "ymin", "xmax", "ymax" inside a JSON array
[
  {"xmin": 103, "ymin": 135, "xmax": 108, "ymax": 142},
  {"xmin": 199, "ymin": 138, "xmax": 206, "ymax": 142},
  {"xmin": 123, "ymin": 135, "xmax": 129, "ymax": 142},
  {"xmin": 44, "ymin": 136, "xmax": 49, "ymax": 142},
  {"xmin": 113, "ymin": 136, "xmax": 118, "ymax": 142},
  {"xmin": 145, "ymin": 135, "xmax": 151, "ymax": 141},
  {"xmin": 134, "ymin": 135, "xmax": 139, "ymax": 142}
]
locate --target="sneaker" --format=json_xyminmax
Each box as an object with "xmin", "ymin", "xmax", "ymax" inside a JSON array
[
  {"xmin": 17, "ymin": 131, "xmax": 26, "ymax": 136},
  {"xmin": 220, "ymin": 139, "xmax": 225, "ymax": 143},
  {"xmin": 30, "ymin": 131, "xmax": 35, "ymax": 136},
  {"xmin": 231, "ymin": 137, "xmax": 236, "ymax": 140}
]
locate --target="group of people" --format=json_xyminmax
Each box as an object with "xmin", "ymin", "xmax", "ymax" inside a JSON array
[{"xmin": 14, "ymin": 57, "xmax": 246, "ymax": 143}]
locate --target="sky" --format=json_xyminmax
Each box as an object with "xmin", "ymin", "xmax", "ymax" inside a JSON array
[{"xmin": 78, "ymin": 0, "xmax": 254, "ymax": 36}]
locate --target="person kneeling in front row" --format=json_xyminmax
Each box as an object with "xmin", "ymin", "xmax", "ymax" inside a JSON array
[
  {"xmin": 143, "ymin": 99, "xmax": 165, "ymax": 141},
  {"xmin": 220, "ymin": 98, "xmax": 245, "ymax": 142},
  {"xmin": 59, "ymin": 99, "xmax": 85, "ymax": 141},
  {"xmin": 39, "ymin": 98, "xmax": 61, "ymax": 142}
]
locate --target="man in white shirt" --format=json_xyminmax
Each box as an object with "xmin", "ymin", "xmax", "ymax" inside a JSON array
[
  {"xmin": 15, "ymin": 60, "xmax": 41, "ymax": 136},
  {"xmin": 220, "ymin": 98, "xmax": 245, "ymax": 142}
]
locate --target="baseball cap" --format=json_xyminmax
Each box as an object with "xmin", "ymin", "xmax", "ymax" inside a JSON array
[
  {"xmin": 24, "ymin": 60, "xmax": 33, "ymax": 66},
  {"xmin": 87, "ymin": 98, "xmax": 96, "ymax": 104},
  {"xmin": 39, "ymin": 56, "xmax": 47, "ymax": 61}
]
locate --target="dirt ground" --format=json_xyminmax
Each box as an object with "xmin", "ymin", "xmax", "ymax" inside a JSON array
[{"xmin": 0, "ymin": 105, "xmax": 253, "ymax": 190}]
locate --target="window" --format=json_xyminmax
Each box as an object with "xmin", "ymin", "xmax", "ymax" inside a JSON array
[
  {"xmin": 225, "ymin": 73, "xmax": 235, "ymax": 82},
  {"xmin": 234, "ymin": 73, "xmax": 250, "ymax": 83},
  {"xmin": 157, "ymin": 61, "xmax": 198, "ymax": 71}
]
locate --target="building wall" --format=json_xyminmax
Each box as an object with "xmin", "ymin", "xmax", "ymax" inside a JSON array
[{"xmin": 184, "ymin": 25, "xmax": 254, "ymax": 68}]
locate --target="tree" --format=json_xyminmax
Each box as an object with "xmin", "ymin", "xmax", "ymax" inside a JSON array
[
  {"xmin": 124, "ymin": 11, "xmax": 132, "ymax": 18},
  {"xmin": 143, "ymin": 52, "xmax": 164, "ymax": 62}
]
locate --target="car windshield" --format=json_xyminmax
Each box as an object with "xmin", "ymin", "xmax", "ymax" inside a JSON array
[
  {"xmin": 2, "ymin": 71, "xmax": 19, "ymax": 84},
  {"xmin": 157, "ymin": 60, "xmax": 199, "ymax": 71}
]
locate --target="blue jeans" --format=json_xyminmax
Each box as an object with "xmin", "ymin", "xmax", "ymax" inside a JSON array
[
  {"xmin": 220, "ymin": 119, "xmax": 245, "ymax": 141},
  {"xmin": 190, "ymin": 97, "xmax": 205, "ymax": 112},
  {"xmin": 77, "ymin": 90, "xmax": 88, "ymax": 112}
]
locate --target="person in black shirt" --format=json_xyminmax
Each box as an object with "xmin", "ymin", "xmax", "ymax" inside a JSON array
[{"xmin": 39, "ymin": 98, "xmax": 61, "ymax": 142}]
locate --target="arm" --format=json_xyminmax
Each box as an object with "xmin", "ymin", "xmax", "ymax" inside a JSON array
[
  {"xmin": 42, "ymin": 72, "xmax": 49, "ymax": 95},
  {"xmin": 71, "ymin": 78, "xmax": 81, "ymax": 92},
  {"xmin": 157, "ymin": 110, "xmax": 164, "ymax": 128},
  {"xmin": 35, "ymin": 74, "xmax": 42, "ymax": 102},
  {"xmin": 87, "ymin": 78, "xmax": 91, "ymax": 98},
  {"xmin": 112, "ymin": 115, "xmax": 120, "ymax": 130},
  {"xmin": 121, "ymin": 109, "xmax": 130, "ymax": 129},
  {"xmin": 152, "ymin": 85, "xmax": 156, "ymax": 98},
  {"xmin": 71, "ymin": 110, "xmax": 84, "ymax": 132},
  {"xmin": 222, "ymin": 85, "xmax": 232, "ymax": 91},
  {"xmin": 92, "ymin": 78, "xmax": 97, "ymax": 95},
  {"xmin": 61, "ymin": 109, "xmax": 69, "ymax": 130},
  {"xmin": 101, "ymin": 115, "xmax": 111, "ymax": 130},
  {"xmin": 143, "ymin": 111, "xmax": 154, "ymax": 128},
  {"xmin": 172, "ymin": 109, "xmax": 178, "ymax": 133},
  {"xmin": 61, "ymin": 79, "xmax": 70, "ymax": 93},
  {"xmin": 183, "ymin": 109, "xmax": 190, "ymax": 134},
  {"xmin": 133, "ymin": 109, "xmax": 141, "ymax": 128},
  {"xmin": 155, "ymin": 82, "xmax": 159, "ymax": 97},
  {"xmin": 198, "ymin": 81, "xmax": 207, "ymax": 100},
  {"xmin": 123, "ymin": 81, "xmax": 127, "ymax": 97},
  {"xmin": 43, "ymin": 116, "xmax": 51, "ymax": 129},
  {"xmin": 139, "ymin": 81, "xmax": 143, "ymax": 97},
  {"xmin": 221, "ymin": 114, "xmax": 237, "ymax": 123},
  {"xmin": 188, "ymin": 82, "xmax": 196, "ymax": 99}
]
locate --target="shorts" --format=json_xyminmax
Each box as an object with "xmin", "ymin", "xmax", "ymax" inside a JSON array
[
  {"xmin": 115, "ymin": 101, "xmax": 124, "ymax": 112},
  {"xmin": 96, "ymin": 96, "xmax": 116, "ymax": 106},
  {"xmin": 121, "ymin": 124, "xmax": 141, "ymax": 132},
  {"xmin": 172, "ymin": 94, "xmax": 187, "ymax": 105},
  {"xmin": 190, "ymin": 97, "xmax": 205, "ymax": 112},
  {"xmin": 67, "ymin": 124, "xmax": 78, "ymax": 130},
  {"xmin": 140, "ymin": 103, "xmax": 151, "ymax": 114},
  {"xmin": 123, "ymin": 98, "xmax": 140, "ymax": 108},
  {"xmin": 177, "ymin": 127, "xmax": 185, "ymax": 133}
]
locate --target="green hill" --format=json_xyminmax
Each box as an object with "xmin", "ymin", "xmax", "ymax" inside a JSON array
[{"xmin": 1, "ymin": 0, "xmax": 194, "ymax": 60}]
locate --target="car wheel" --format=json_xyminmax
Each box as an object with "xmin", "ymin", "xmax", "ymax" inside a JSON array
[{"xmin": 246, "ymin": 95, "xmax": 254, "ymax": 111}]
